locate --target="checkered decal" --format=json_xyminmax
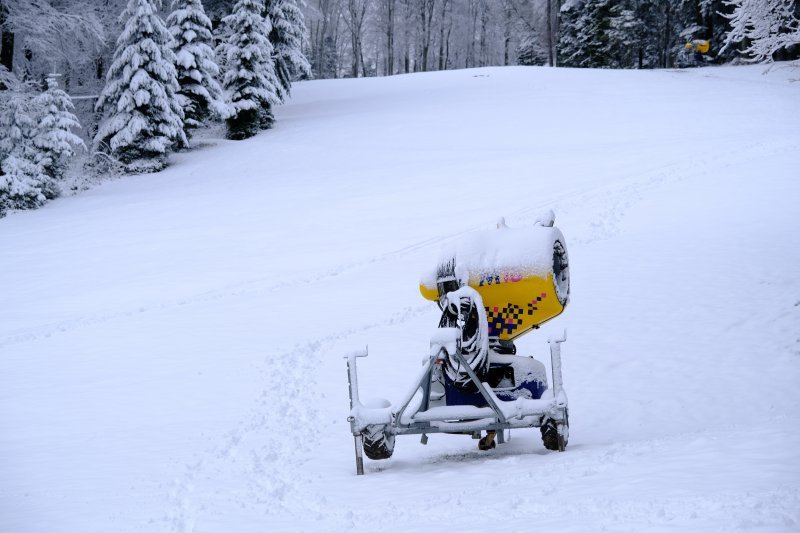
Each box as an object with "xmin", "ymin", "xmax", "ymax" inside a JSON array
[
  {"xmin": 527, "ymin": 292, "xmax": 547, "ymax": 315},
  {"xmin": 486, "ymin": 304, "xmax": 523, "ymax": 335},
  {"xmin": 486, "ymin": 293, "xmax": 548, "ymax": 337}
]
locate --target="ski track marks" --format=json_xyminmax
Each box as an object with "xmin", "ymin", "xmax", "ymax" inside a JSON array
[
  {"xmin": 3, "ymin": 139, "xmax": 793, "ymax": 354},
  {"xmin": 163, "ymin": 305, "xmax": 429, "ymax": 533}
]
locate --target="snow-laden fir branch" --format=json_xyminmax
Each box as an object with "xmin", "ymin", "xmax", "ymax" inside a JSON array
[
  {"xmin": 721, "ymin": 0, "xmax": 800, "ymax": 62},
  {"xmin": 167, "ymin": 0, "xmax": 229, "ymax": 134}
]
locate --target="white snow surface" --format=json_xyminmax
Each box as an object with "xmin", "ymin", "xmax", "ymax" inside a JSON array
[{"xmin": 1, "ymin": 65, "xmax": 799, "ymax": 532}]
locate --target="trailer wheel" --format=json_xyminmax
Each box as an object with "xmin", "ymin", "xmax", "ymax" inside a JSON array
[
  {"xmin": 478, "ymin": 431, "xmax": 497, "ymax": 450},
  {"xmin": 362, "ymin": 424, "xmax": 395, "ymax": 460},
  {"xmin": 541, "ymin": 411, "xmax": 568, "ymax": 451},
  {"xmin": 557, "ymin": 410, "xmax": 570, "ymax": 452},
  {"xmin": 541, "ymin": 419, "xmax": 559, "ymax": 451}
]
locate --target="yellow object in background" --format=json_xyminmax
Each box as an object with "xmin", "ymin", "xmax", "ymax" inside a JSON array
[{"xmin": 685, "ymin": 40, "xmax": 710, "ymax": 54}]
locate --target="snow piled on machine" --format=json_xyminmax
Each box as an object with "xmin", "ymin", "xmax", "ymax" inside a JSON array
[{"xmin": 420, "ymin": 211, "xmax": 570, "ymax": 306}]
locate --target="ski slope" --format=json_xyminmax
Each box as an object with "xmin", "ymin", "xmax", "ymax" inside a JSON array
[{"xmin": 1, "ymin": 65, "xmax": 799, "ymax": 532}]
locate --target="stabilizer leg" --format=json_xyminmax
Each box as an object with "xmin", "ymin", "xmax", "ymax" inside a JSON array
[{"xmin": 354, "ymin": 435, "xmax": 365, "ymax": 475}]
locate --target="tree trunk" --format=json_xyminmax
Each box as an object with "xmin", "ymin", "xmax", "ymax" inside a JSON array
[
  {"xmin": 437, "ymin": 0, "xmax": 449, "ymax": 70},
  {"xmin": 0, "ymin": 0, "xmax": 13, "ymax": 75},
  {"xmin": 95, "ymin": 56, "xmax": 104, "ymax": 80},
  {"xmin": 547, "ymin": 0, "xmax": 554, "ymax": 66},
  {"xmin": 402, "ymin": 0, "xmax": 411, "ymax": 73},
  {"xmin": 419, "ymin": 0, "xmax": 435, "ymax": 72},
  {"xmin": 444, "ymin": 24, "xmax": 451, "ymax": 69},
  {"xmin": 503, "ymin": 1, "xmax": 511, "ymax": 66},
  {"xmin": 346, "ymin": 0, "xmax": 367, "ymax": 77},
  {"xmin": 663, "ymin": 1, "xmax": 671, "ymax": 68},
  {"xmin": 317, "ymin": 3, "xmax": 327, "ymax": 76},
  {"xmin": 438, "ymin": 11, "xmax": 445, "ymax": 69},
  {"xmin": 351, "ymin": 34, "xmax": 360, "ymax": 77},
  {"xmin": 479, "ymin": 2, "xmax": 487, "ymax": 67},
  {"xmin": 22, "ymin": 47, "xmax": 32, "ymax": 82},
  {"xmin": 360, "ymin": 45, "xmax": 367, "ymax": 77},
  {"xmin": 553, "ymin": 0, "xmax": 561, "ymax": 67},
  {"xmin": 419, "ymin": 0, "xmax": 428, "ymax": 72},
  {"xmin": 467, "ymin": 1, "xmax": 478, "ymax": 68},
  {"xmin": 0, "ymin": 31, "xmax": 12, "ymax": 73},
  {"xmin": 386, "ymin": 0, "xmax": 395, "ymax": 75}
]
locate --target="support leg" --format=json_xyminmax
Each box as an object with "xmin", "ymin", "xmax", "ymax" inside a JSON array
[{"xmin": 354, "ymin": 435, "xmax": 365, "ymax": 475}]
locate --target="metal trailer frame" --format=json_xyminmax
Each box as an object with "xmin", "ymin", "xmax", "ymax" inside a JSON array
[{"xmin": 345, "ymin": 330, "xmax": 569, "ymax": 475}]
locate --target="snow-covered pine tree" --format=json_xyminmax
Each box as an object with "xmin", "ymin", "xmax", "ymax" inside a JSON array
[
  {"xmin": 558, "ymin": 0, "xmax": 615, "ymax": 68},
  {"xmin": 516, "ymin": 33, "xmax": 548, "ymax": 66},
  {"xmin": 95, "ymin": 0, "xmax": 187, "ymax": 172},
  {"xmin": 0, "ymin": 98, "xmax": 50, "ymax": 215},
  {"xmin": 167, "ymin": 0, "xmax": 228, "ymax": 135},
  {"xmin": 220, "ymin": 0, "xmax": 280, "ymax": 139},
  {"xmin": 629, "ymin": 0, "xmax": 665, "ymax": 68},
  {"xmin": 0, "ymin": 154, "xmax": 49, "ymax": 214},
  {"xmin": 558, "ymin": 1, "xmax": 583, "ymax": 67},
  {"xmin": 313, "ymin": 36, "xmax": 338, "ymax": 79},
  {"xmin": 267, "ymin": 0, "xmax": 312, "ymax": 102},
  {"xmin": 722, "ymin": 0, "xmax": 800, "ymax": 62},
  {"xmin": 607, "ymin": 2, "xmax": 645, "ymax": 68},
  {"xmin": 32, "ymin": 75, "xmax": 86, "ymax": 182}
]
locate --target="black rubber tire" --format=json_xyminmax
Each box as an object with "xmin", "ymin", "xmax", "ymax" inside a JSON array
[
  {"xmin": 541, "ymin": 419, "xmax": 560, "ymax": 451},
  {"xmin": 362, "ymin": 425, "xmax": 395, "ymax": 460},
  {"xmin": 478, "ymin": 433, "xmax": 497, "ymax": 451},
  {"xmin": 541, "ymin": 411, "xmax": 569, "ymax": 451}
]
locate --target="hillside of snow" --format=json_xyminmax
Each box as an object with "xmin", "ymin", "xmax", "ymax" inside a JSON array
[{"xmin": 1, "ymin": 65, "xmax": 799, "ymax": 532}]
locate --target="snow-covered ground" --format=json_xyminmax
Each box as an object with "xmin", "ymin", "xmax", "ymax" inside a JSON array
[{"xmin": 1, "ymin": 65, "xmax": 799, "ymax": 532}]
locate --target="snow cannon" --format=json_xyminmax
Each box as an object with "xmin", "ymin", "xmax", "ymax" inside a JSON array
[
  {"xmin": 419, "ymin": 214, "xmax": 569, "ymax": 342},
  {"xmin": 684, "ymin": 39, "xmax": 710, "ymax": 54},
  {"xmin": 345, "ymin": 212, "xmax": 571, "ymax": 475},
  {"xmin": 681, "ymin": 39, "xmax": 711, "ymax": 66}
]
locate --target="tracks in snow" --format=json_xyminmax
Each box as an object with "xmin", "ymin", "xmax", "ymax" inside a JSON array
[
  {"xmin": 3, "ymin": 139, "xmax": 795, "ymax": 353},
  {"xmin": 164, "ymin": 304, "xmax": 430, "ymax": 532}
]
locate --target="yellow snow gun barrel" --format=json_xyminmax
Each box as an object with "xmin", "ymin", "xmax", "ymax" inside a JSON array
[
  {"xmin": 420, "ymin": 217, "xmax": 569, "ymax": 342},
  {"xmin": 685, "ymin": 39, "xmax": 710, "ymax": 54}
]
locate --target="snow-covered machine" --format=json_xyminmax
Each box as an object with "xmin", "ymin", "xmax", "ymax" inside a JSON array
[{"xmin": 345, "ymin": 211, "xmax": 571, "ymax": 475}]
